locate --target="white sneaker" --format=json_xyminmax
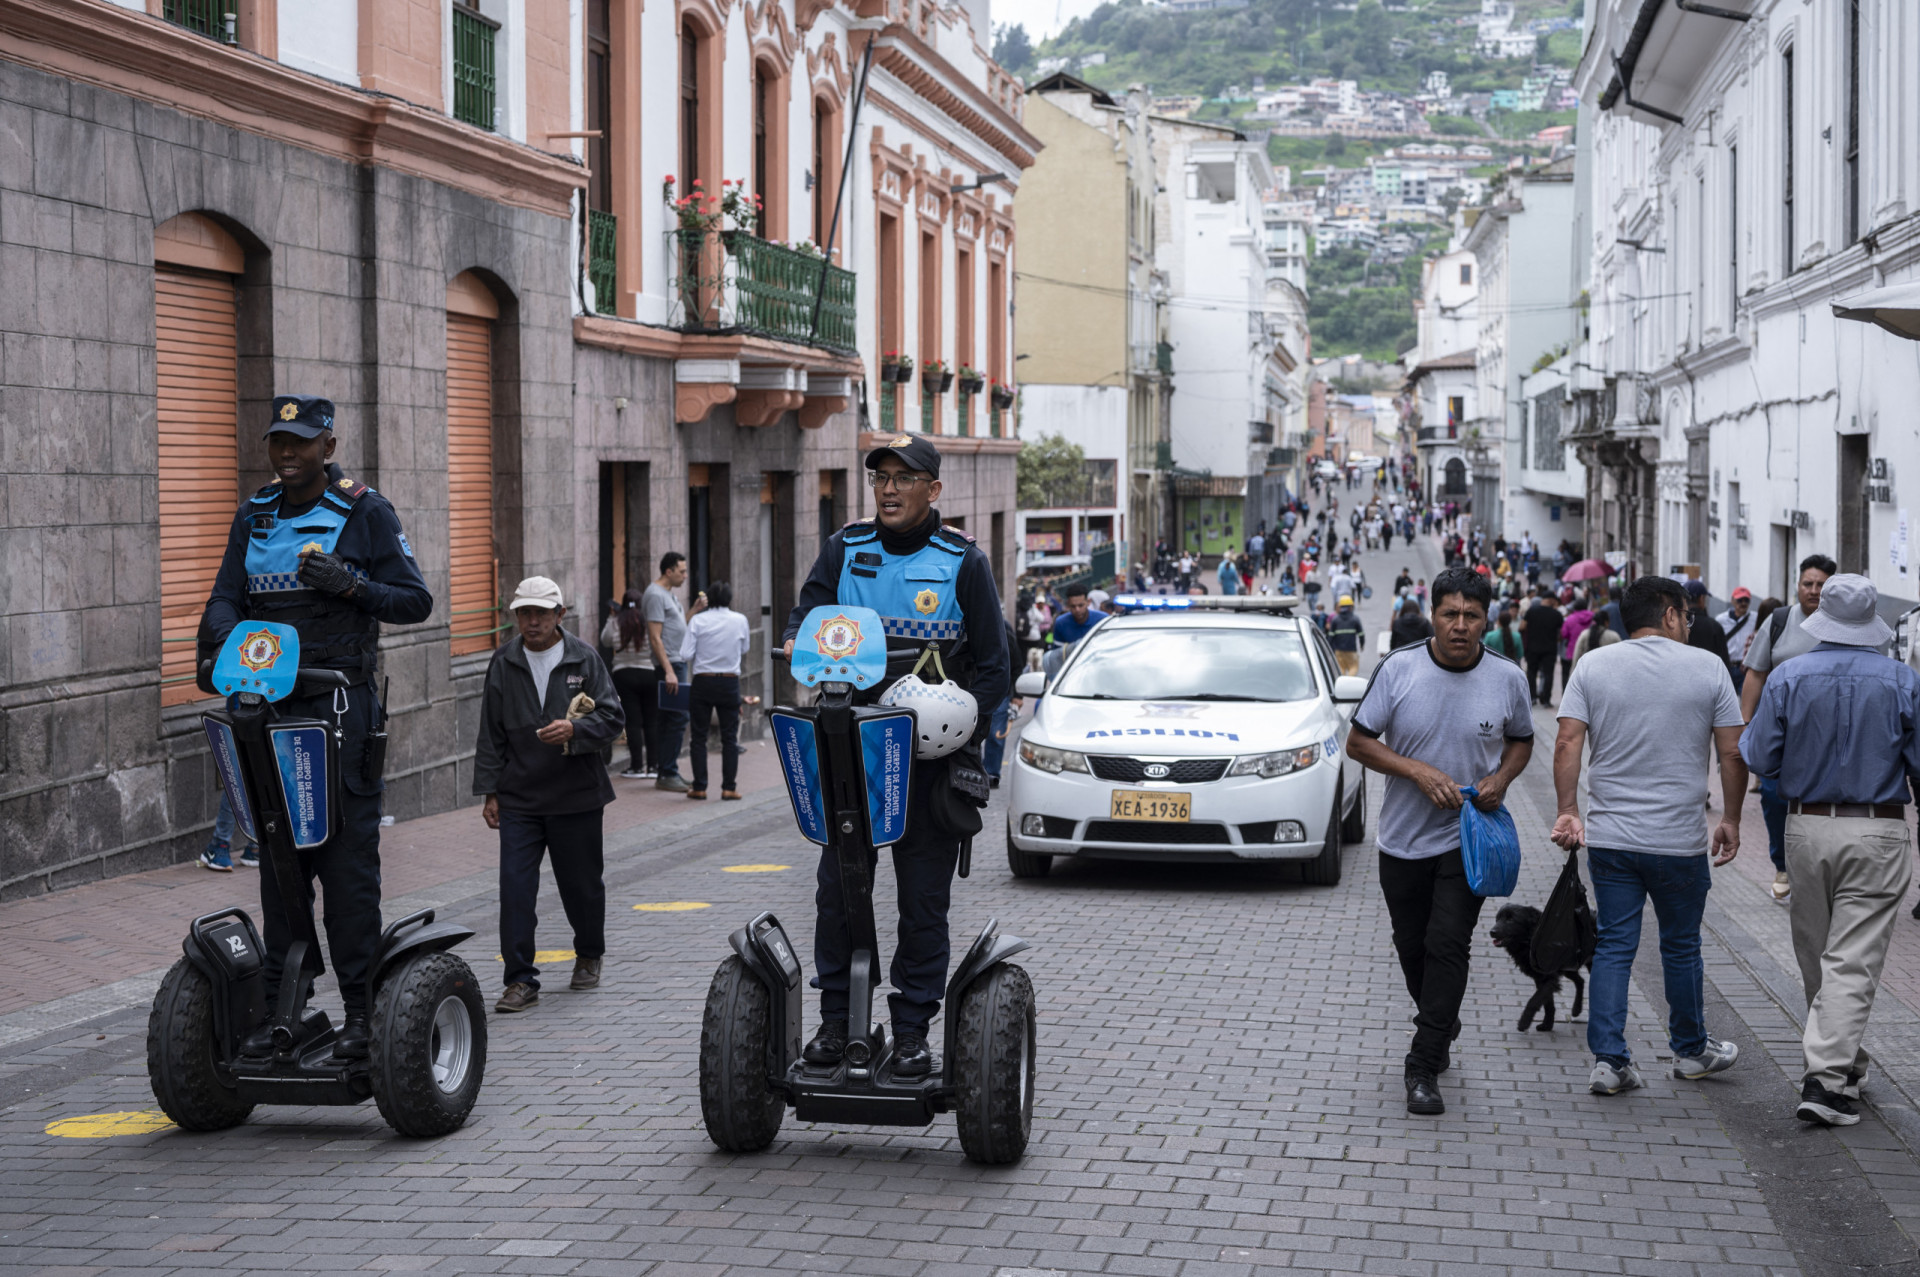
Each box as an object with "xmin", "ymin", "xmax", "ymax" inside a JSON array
[
  {"xmin": 1674, "ymin": 1037, "xmax": 1740, "ymax": 1080},
  {"xmin": 1590, "ymin": 1059, "xmax": 1645, "ymax": 1095},
  {"xmin": 1771, "ymin": 871, "xmax": 1792, "ymax": 905}
]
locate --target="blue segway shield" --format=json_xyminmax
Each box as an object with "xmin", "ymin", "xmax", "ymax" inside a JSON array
[
  {"xmin": 790, "ymin": 606, "xmax": 885, "ymax": 690},
  {"xmin": 856, "ymin": 710, "xmax": 914, "ymax": 846},
  {"xmin": 211, "ymin": 622, "xmax": 302, "ymax": 701},
  {"xmin": 268, "ymin": 723, "xmax": 335, "ymax": 849},
  {"xmin": 202, "ymin": 717, "xmax": 258, "ymax": 845},
  {"xmin": 769, "ymin": 711, "xmax": 829, "ymax": 846}
]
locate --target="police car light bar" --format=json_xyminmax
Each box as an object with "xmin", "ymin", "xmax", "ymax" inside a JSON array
[{"xmin": 1111, "ymin": 594, "xmax": 1300, "ymax": 613}]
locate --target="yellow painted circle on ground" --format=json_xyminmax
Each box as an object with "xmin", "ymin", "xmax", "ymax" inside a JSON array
[
  {"xmin": 47, "ymin": 1110, "xmax": 176, "ymax": 1139},
  {"xmin": 493, "ymin": 950, "xmax": 577, "ymax": 963},
  {"xmin": 634, "ymin": 901, "xmax": 711, "ymax": 912},
  {"xmin": 722, "ymin": 864, "xmax": 790, "ymax": 873}
]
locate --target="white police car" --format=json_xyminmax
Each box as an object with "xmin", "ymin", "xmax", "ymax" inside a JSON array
[{"xmin": 1006, "ymin": 595, "xmax": 1370, "ymax": 884}]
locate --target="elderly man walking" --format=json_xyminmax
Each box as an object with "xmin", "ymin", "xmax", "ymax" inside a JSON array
[
  {"xmin": 1551, "ymin": 575, "xmax": 1747, "ymax": 1096},
  {"xmin": 1742, "ymin": 574, "xmax": 1920, "ymax": 1126}
]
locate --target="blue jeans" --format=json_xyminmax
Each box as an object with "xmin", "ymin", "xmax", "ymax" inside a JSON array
[
  {"xmin": 1587, "ymin": 846, "xmax": 1712, "ymax": 1066},
  {"xmin": 655, "ymin": 660, "xmax": 690, "ymax": 779},
  {"xmin": 1760, "ymin": 775, "xmax": 1788, "ymax": 873},
  {"xmin": 981, "ymin": 696, "xmax": 1012, "ymax": 779},
  {"xmin": 208, "ymin": 791, "xmax": 255, "ymax": 853}
]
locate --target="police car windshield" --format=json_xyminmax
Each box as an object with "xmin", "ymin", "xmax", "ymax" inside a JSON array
[{"xmin": 1052, "ymin": 627, "xmax": 1319, "ymax": 703}]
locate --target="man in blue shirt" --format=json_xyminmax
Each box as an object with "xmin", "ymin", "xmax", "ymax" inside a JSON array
[
  {"xmin": 1741, "ymin": 574, "xmax": 1920, "ymax": 1127},
  {"xmin": 1049, "ymin": 584, "xmax": 1106, "ymax": 647}
]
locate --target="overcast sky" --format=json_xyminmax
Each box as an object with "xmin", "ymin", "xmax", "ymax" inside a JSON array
[{"xmin": 1001, "ymin": 0, "xmax": 1104, "ymax": 40}]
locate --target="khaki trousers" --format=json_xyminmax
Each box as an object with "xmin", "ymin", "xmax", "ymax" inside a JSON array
[
  {"xmin": 1336, "ymin": 650, "xmax": 1360, "ymax": 676},
  {"xmin": 1785, "ymin": 813, "xmax": 1912, "ymax": 1090}
]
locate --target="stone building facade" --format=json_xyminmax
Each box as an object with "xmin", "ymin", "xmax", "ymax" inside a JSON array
[{"xmin": 0, "ymin": 0, "xmax": 1028, "ymax": 899}]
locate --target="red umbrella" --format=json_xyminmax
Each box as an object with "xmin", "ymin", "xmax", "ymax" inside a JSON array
[{"xmin": 1561, "ymin": 558, "xmax": 1612, "ymax": 582}]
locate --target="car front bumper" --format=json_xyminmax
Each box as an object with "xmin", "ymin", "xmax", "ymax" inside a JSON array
[{"xmin": 1006, "ymin": 755, "xmax": 1339, "ymax": 862}]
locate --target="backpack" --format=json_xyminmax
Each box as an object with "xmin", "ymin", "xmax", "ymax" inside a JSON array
[{"xmin": 1769, "ymin": 607, "xmax": 1789, "ymax": 648}]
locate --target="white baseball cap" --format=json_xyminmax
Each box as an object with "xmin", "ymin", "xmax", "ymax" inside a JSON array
[{"xmin": 507, "ymin": 576, "xmax": 565, "ymax": 611}]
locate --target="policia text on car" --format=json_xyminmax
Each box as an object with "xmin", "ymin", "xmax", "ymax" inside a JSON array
[
  {"xmin": 780, "ymin": 434, "xmax": 1010, "ymax": 1078},
  {"xmin": 198, "ymin": 395, "xmax": 433, "ymax": 1060}
]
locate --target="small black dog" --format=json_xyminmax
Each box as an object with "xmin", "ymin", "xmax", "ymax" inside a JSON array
[{"xmin": 1489, "ymin": 904, "xmax": 1588, "ymax": 1032}]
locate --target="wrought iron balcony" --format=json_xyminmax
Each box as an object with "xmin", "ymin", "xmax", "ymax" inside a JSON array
[{"xmin": 672, "ymin": 231, "xmax": 857, "ymax": 353}]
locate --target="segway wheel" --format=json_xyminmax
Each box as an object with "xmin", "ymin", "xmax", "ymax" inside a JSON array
[
  {"xmin": 951, "ymin": 962, "xmax": 1036, "ymax": 1165},
  {"xmin": 1006, "ymin": 821, "xmax": 1051, "ymax": 879},
  {"xmin": 699, "ymin": 955, "xmax": 785, "ymax": 1153},
  {"xmin": 369, "ymin": 951, "xmax": 487, "ymax": 1138},
  {"xmin": 146, "ymin": 957, "xmax": 254, "ymax": 1131}
]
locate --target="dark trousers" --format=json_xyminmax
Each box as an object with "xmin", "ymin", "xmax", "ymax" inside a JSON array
[
  {"xmin": 497, "ymin": 808, "xmax": 606, "ymax": 990},
  {"xmin": 814, "ymin": 762, "xmax": 959, "ymax": 1032},
  {"xmin": 1524, "ymin": 650, "xmax": 1557, "ymax": 703},
  {"xmin": 1378, "ymin": 848, "xmax": 1485, "ymax": 1073},
  {"xmin": 259, "ymin": 786, "xmax": 384, "ymax": 1014},
  {"xmin": 610, "ymin": 666, "xmax": 659, "ymax": 773},
  {"xmin": 655, "ymin": 660, "xmax": 690, "ymax": 779},
  {"xmin": 688, "ymin": 673, "xmax": 742, "ymax": 791}
]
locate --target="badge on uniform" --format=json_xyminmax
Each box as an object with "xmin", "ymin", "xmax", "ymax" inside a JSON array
[{"xmin": 913, "ymin": 589, "xmax": 940, "ymax": 615}]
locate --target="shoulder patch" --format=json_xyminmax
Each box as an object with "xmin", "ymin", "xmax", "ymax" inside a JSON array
[
  {"xmin": 842, "ymin": 521, "xmax": 879, "ymax": 544},
  {"xmin": 938, "ymin": 524, "xmax": 977, "ymax": 544},
  {"xmin": 331, "ymin": 476, "xmax": 371, "ymax": 502},
  {"xmin": 843, "ymin": 517, "xmax": 875, "ymax": 529},
  {"xmin": 250, "ymin": 481, "xmax": 282, "ymax": 503}
]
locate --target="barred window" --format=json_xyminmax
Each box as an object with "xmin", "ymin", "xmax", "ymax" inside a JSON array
[{"xmin": 1531, "ymin": 391, "xmax": 1565, "ymax": 471}]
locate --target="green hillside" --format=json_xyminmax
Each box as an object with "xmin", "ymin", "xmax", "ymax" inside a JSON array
[{"xmin": 1002, "ymin": 0, "xmax": 1586, "ymax": 100}]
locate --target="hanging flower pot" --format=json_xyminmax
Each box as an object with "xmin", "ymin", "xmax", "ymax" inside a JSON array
[
  {"xmin": 990, "ymin": 383, "xmax": 1016, "ymax": 410},
  {"xmin": 956, "ymin": 365, "xmax": 985, "ymax": 395},
  {"xmin": 921, "ymin": 360, "xmax": 952, "ymax": 393}
]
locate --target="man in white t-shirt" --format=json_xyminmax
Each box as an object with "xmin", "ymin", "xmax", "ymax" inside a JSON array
[
  {"xmin": 1348, "ymin": 567, "xmax": 1535, "ymax": 1117},
  {"xmin": 1552, "ymin": 575, "xmax": 1747, "ymax": 1097}
]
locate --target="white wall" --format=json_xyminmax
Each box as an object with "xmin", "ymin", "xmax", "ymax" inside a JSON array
[
  {"xmin": 1018, "ymin": 384, "xmax": 1128, "ymax": 462},
  {"xmin": 278, "ymin": 0, "xmax": 359, "ymax": 87}
]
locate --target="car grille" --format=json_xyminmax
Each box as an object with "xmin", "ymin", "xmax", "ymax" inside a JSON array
[
  {"xmin": 1087, "ymin": 756, "xmax": 1230, "ymax": 784},
  {"xmin": 1083, "ymin": 820, "xmax": 1232, "ymax": 845}
]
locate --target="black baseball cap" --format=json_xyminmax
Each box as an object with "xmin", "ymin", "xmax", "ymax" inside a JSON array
[
  {"xmin": 864, "ymin": 433, "xmax": 942, "ymax": 479},
  {"xmin": 264, "ymin": 394, "xmax": 336, "ymax": 439}
]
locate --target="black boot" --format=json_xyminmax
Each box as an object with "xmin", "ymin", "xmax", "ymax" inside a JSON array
[
  {"xmin": 332, "ymin": 1012, "xmax": 370, "ymax": 1060},
  {"xmin": 1406, "ymin": 1068, "xmax": 1445, "ymax": 1116},
  {"xmin": 240, "ymin": 1023, "xmax": 277, "ymax": 1057},
  {"xmin": 891, "ymin": 1027, "xmax": 932, "ymax": 1077},
  {"xmin": 803, "ymin": 1020, "xmax": 848, "ymax": 1065}
]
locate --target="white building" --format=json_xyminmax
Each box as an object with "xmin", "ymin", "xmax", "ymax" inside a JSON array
[
  {"xmin": 1462, "ymin": 159, "xmax": 1582, "ymax": 537},
  {"xmin": 1404, "ymin": 247, "xmax": 1480, "ymax": 505},
  {"xmin": 1574, "ymin": 0, "xmax": 1920, "ymax": 608},
  {"xmin": 1155, "ymin": 122, "xmax": 1295, "ymax": 560}
]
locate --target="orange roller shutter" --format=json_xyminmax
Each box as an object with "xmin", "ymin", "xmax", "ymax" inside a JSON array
[
  {"xmin": 447, "ymin": 312, "xmax": 498, "ymax": 655},
  {"xmin": 155, "ymin": 267, "xmax": 239, "ymax": 707}
]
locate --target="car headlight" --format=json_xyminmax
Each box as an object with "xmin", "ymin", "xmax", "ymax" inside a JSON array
[
  {"xmin": 1228, "ymin": 745, "xmax": 1322, "ymax": 779},
  {"xmin": 1019, "ymin": 740, "xmax": 1090, "ymax": 774}
]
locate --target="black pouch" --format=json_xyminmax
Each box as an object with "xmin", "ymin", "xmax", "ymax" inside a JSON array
[
  {"xmin": 1530, "ymin": 848, "xmax": 1598, "ymax": 973},
  {"xmin": 362, "ymin": 677, "xmax": 390, "ymax": 788},
  {"xmin": 926, "ymin": 750, "xmax": 988, "ymax": 839}
]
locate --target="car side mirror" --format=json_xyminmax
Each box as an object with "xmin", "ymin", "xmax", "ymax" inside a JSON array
[
  {"xmin": 1332, "ymin": 675, "xmax": 1368, "ymax": 703},
  {"xmin": 1014, "ymin": 670, "xmax": 1047, "ymax": 698}
]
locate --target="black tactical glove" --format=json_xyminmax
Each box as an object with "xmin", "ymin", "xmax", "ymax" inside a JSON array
[{"xmin": 298, "ymin": 550, "xmax": 359, "ymax": 599}]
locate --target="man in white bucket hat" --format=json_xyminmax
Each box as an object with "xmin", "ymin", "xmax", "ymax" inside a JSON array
[{"xmin": 1742, "ymin": 573, "xmax": 1920, "ymax": 1126}]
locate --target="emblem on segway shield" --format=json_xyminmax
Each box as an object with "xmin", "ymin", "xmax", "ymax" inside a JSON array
[
  {"xmin": 815, "ymin": 614, "xmax": 865, "ymax": 660},
  {"xmin": 236, "ymin": 629, "xmax": 284, "ymax": 672}
]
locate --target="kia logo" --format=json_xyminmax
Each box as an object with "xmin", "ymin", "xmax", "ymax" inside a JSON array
[{"xmin": 1143, "ymin": 763, "xmax": 1171, "ymax": 779}]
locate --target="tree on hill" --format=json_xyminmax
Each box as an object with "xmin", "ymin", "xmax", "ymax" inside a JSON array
[{"xmin": 993, "ymin": 23, "xmax": 1033, "ymax": 75}]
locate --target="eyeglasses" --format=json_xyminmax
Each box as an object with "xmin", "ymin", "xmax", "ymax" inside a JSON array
[{"xmin": 866, "ymin": 471, "xmax": 930, "ymax": 491}]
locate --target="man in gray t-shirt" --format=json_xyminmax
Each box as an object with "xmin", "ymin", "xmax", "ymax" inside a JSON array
[
  {"xmin": 1348, "ymin": 567, "xmax": 1534, "ymax": 1117},
  {"xmin": 641, "ymin": 552, "xmax": 697, "ymax": 790},
  {"xmin": 1552, "ymin": 575, "xmax": 1748, "ymax": 1097},
  {"xmin": 1741, "ymin": 555, "xmax": 1836, "ymax": 899}
]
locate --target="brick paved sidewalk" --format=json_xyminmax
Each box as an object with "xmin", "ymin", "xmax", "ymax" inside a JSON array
[{"xmin": 0, "ymin": 737, "xmax": 785, "ymax": 1018}]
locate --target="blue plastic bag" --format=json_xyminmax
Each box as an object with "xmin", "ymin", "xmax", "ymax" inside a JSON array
[{"xmin": 1457, "ymin": 785, "xmax": 1521, "ymax": 898}]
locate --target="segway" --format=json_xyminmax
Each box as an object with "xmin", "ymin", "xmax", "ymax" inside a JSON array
[
  {"xmin": 146, "ymin": 622, "xmax": 487, "ymax": 1137},
  {"xmin": 698, "ymin": 606, "xmax": 1037, "ymax": 1164}
]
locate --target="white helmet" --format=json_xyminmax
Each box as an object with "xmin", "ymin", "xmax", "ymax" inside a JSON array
[{"xmin": 879, "ymin": 654, "xmax": 978, "ymax": 759}]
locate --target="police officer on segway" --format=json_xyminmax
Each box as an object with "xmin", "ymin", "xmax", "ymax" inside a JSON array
[
  {"xmin": 199, "ymin": 395, "xmax": 432, "ymax": 1061},
  {"xmin": 780, "ymin": 434, "xmax": 1010, "ymax": 1078}
]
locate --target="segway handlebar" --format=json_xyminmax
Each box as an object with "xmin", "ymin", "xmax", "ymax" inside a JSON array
[{"xmin": 294, "ymin": 668, "xmax": 352, "ymax": 692}]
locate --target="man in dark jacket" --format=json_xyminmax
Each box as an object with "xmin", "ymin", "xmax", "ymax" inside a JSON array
[
  {"xmin": 474, "ymin": 576, "xmax": 625, "ymax": 1013},
  {"xmin": 1329, "ymin": 594, "xmax": 1365, "ymax": 674},
  {"xmin": 1684, "ymin": 579, "xmax": 1734, "ymax": 686}
]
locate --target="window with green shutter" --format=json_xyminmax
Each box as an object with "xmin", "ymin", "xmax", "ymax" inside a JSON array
[{"xmin": 452, "ymin": 4, "xmax": 499, "ymax": 131}]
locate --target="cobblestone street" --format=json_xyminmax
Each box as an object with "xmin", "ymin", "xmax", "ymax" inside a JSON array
[{"xmin": 3, "ymin": 525, "xmax": 1920, "ymax": 1275}]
